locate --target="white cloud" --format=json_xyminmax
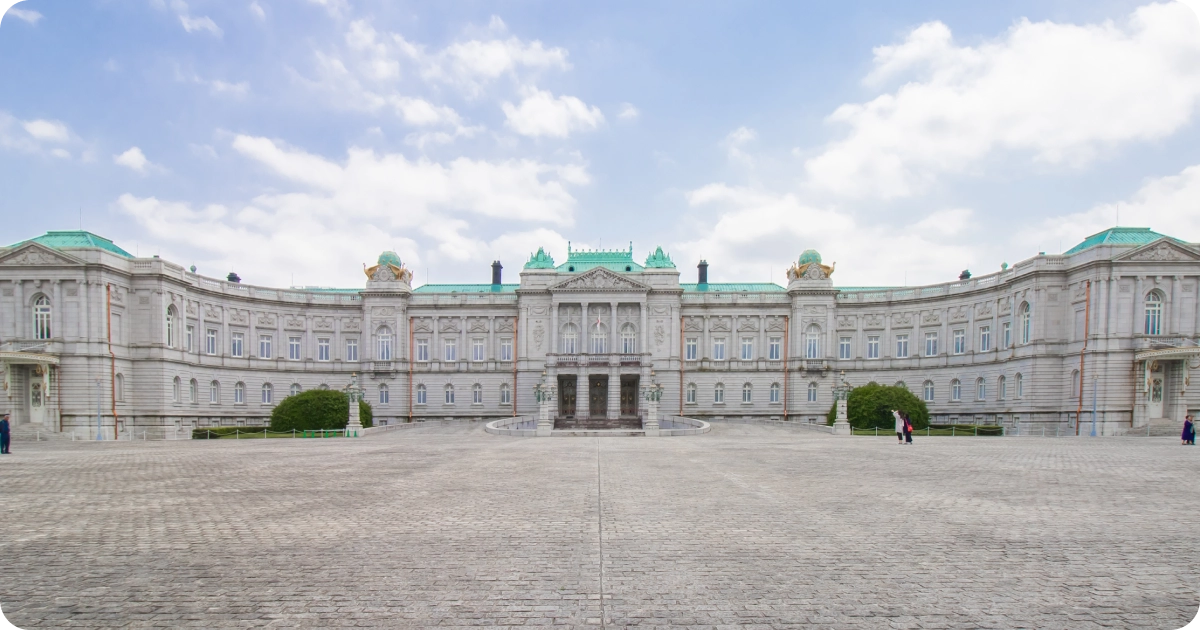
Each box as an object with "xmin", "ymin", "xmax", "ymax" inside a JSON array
[
  {"xmin": 0, "ymin": 112, "xmax": 81, "ymax": 157},
  {"xmin": 22, "ymin": 119, "xmax": 70, "ymax": 143},
  {"xmin": 426, "ymin": 35, "xmax": 570, "ymax": 97},
  {"xmin": 170, "ymin": 0, "xmax": 222, "ymax": 37},
  {"xmin": 209, "ymin": 80, "xmax": 250, "ymax": 97},
  {"xmin": 617, "ymin": 103, "xmax": 639, "ymax": 121},
  {"xmin": 805, "ymin": 2, "xmax": 1200, "ymax": 199},
  {"xmin": 50, "ymin": 148, "xmax": 70, "ymax": 159},
  {"xmin": 722, "ymin": 126, "xmax": 756, "ymax": 165},
  {"xmin": 307, "ymin": 0, "xmax": 348, "ymax": 18},
  {"xmin": 393, "ymin": 97, "xmax": 462, "ymax": 127},
  {"xmin": 502, "ymin": 88, "xmax": 604, "ymax": 138},
  {"xmin": 114, "ymin": 146, "xmax": 154, "ymax": 173},
  {"xmin": 249, "ymin": 1, "xmax": 265, "ymax": 20},
  {"xmin": 5, "ymin": 6, "xmax": 42, "ymax": 24}
]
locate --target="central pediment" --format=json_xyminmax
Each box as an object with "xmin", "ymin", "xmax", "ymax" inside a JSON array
[
  {"xmin": 0, "ymin": 242, "xmax": 85, "ymax": 267},
  {"xmin": 549, "ymin": 267, "xmax": 650, "ymax": 292}
]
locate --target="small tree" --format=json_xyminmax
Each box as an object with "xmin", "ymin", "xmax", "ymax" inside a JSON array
[
  {"xmin": 845, "ymin": 382, "xmax": 929, "ymax": 430},
  {"xmin": 270, "ymin": 390, "xmax": 374, "ymax": 432}
]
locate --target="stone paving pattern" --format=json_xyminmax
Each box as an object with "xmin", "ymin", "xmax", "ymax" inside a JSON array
[{"xmin": 1, "ymin": 422, "xmax": 1198, "ymax": 628}]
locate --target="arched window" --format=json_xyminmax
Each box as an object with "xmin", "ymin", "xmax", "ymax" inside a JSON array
[
  {"xmin": 976, "ymin": 378, "xmax": 986, "ymax": 401},
  {"xmin": 561, "ymin": 324, "xmax": 578, "ymax": 354},
  {"xmin": 166, "ymin": 305, "xmax": 178, "ymax": 347},
  {"xmin": 807, "ymin": 381, "xmax": 818, "ymax": 402},
  {"xmin": 377, "ymin": 326, "xmax": 393, "ymax": 361},
  {"xmin": 1016, "ymin": 373, "xmax": 1024, "ymax": 398},
  {"xmin": 500, "ymin": 383, "xmax": 511, "ymax": 405},
  {"xmin": 444, "ymin": 384, "xmax": 455, "ymax": 404},
  {"xmin": 379, "ymin": 384, "xmax": 389, "ymax": 404},
  {"xmin": 714, "ymin": 383, "xmax": 724, "ymax": 403},
  {"xmin": 686, "ymin": 382, "xmax": 697, "ymax": 404},
  {"xmin": 261, "ymin": 383, "xmax": 273, "ymax": 404},
  {"xmin": 923, "ymin": 380, "xmax": 934, "ymax": 402},
  {"xmin": 805, "ymin": 324, "xmax": 821, "ymax": 359},
  {"xmin": 173, "ymin": 376, "xmax": 181, "ymax": 402},
  {"xmin": 290, "ymin": 383, "xmax": 301, "ymax": 397},
  {"xmin": 742, "ymin": 383, "xmax": 752, "ymax": 403},
  {"xmin": 416, "ymin": 384, "xmax": 427, "ymax": 405},
  {"xmin": 472, "ymin": 383, "xmax": 482, "ymax": 404},
  {"xmin": 234, "ymin": 381, "xmax": 245, "ymax": 404},
  {"xmin": 115, "ymin": 373, "xmax": 125, "ymax": 402},
  {"xmin": 209, "ymin": 380, "xmax": 220, "ymax": 403},
  {"xmin": 1071, "ymin": 370, "xmax": 1080, "ymax": 399},
  {"xmin": 621, "ymin": 323, "xmax": 637, "ymax": 354},
  {"xmin": 189, "ymin": 378, "xmax": 197, "ymax": 403},
  {"xmin": 769, "ymin": 382, "xmax": 780, "ymax": 403},
  {"xmin": 32, "ymin": 295, "xmax": 51, "ymax": 340},
  {"xmin": 1144, "ymin": 291, "xmax": 1163, "ymax": 335},
  {"xmin": 951, "ymin": 378, "xmax": 961, "ymax": 401},
  {"xmin": 998, "ymin": 375, "xmax": 1007, "ymax": 400},
  {"xmin": 1020, "ymin": 302, "xmax": 1032, "ymax": 344},
  {"xmin": 590, "ymin": 323, "xmax": 608, "ymax": 354}
]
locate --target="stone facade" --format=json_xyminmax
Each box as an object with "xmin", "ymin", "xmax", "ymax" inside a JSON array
[{"xmin": 2, "ymin": 228, "xmax": 1199, "ymax": 437}]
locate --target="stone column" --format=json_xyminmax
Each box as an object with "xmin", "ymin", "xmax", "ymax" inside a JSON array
[
  {"xmin": 581, "ymin": 301, "xmax": 590, "ymax": 352},
  {"xmin": 1135, "ymin": 277, "xmax": 1145, "ymax": 334},
  {"xmin": 80, "ymin": 280, "xmax": 90, "ymax": 343},
  {"xmin": 431, "ymin": 316, "xmax": 439, "ymax": 364},
  {"xmin": 16, "ymin": 280, "xmax": 24, "ymax": 339},
  {"xmin": 639, "ymin": 303, "xmax": 648, "ymax": 356},
  {"xmin": 1172, "ymin": 275, "xmax": 1182, "ymax": 335},
  {"xmin": 52, "ymin": 280, "xmax": 62, "ymax": 341},
  {"xmin": 609, "ymin": 301, "xmax": 617, "ymax": 353},
  {"xmin": 550, "ymin": 303, "xmax": 559, "ymax": 355},
  {"xmin": 608, "ymin": 364, "xmax": 619, "ymax": 420}
]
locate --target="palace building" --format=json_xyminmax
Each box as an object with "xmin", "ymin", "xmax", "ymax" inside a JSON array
[{"xmin": 1, "ymin": 227, "xmax": 1198, "ymax": 438}]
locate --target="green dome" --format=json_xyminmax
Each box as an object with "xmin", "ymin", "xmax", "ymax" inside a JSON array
[
  {"xmin": 377, "ymin": 251, "xmax": 403, "ymax": 267},
  {"xmin": 798, "ymin": 249, "xmax": 822, "ymax": 265}
]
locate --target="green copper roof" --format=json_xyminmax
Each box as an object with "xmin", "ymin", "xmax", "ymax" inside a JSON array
[
  {"xmin": 413, "ymin": 284, "xmax": 519, "ymax": 294},
  {"xmin": 1064, "ymin": 227, "xmax": 1183, "ymax": 255},
  {"xmin": 644, "ymin": 246, "xmax": 675, "ymax": 269},
  {"xmin": 523, "ymin": 247, "xmax": 556, "ymax": 269},
  {"xmin": 14, "ymin": 230, "xmax": 132, "ymax": 258},
  {"xmin": 377, "ymin": 251, "xmax": 403, "ymax": 267},
  {"xmin": 557, "ymin": 242, "xmax": 644, "ymax": 273},
  {"xmin": 798, "ymin": 249, "xmax": 822, "ymax": 265},
  {"xmin": 681, "ymin": 283, "xmax": 786, "ymax": 293}
]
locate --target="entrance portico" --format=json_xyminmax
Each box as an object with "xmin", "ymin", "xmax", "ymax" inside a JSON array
[
  {"xmin": 1, "ymin": 351, "xmax": 60, "ymax": 430},
  {"xmin": 1133, "ymin": 346, "xmax": 1200, "ymax": 429}
]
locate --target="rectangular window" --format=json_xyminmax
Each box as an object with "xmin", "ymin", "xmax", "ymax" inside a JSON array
[
  {"xmin": 714, "ymin": 386, "xmax": 724, "ymax": 403},
  {"xmin": 231, "ymin": 332, "xmax": 244, "ymax": 358},
  {"xmin": 444, "ymin": 338, "xmax": 457, "ymax": 361},
  {"xmin": 768, "ymin": 337, "xmax": 781, "ymax": 361},
  {"xmin": 472, "ymin": 339, "xmax": 485, "ymax": 362},
  {"xmin": 867, "ymin": 336, "xmax": 880, "ymax": 359},
  {"xmin": 686, "ymin": 386, "xmax": 696, "ymax": 403},
  {"xmin": 206, "ymin": 329, "xmax": 217, "ymax": 355},
  {"xmin": 740, "ymin": 338, "xmax": 754, "ymax": 361},
  {"xmin": 378, "ymin": 335, "xmax": 393, "ymax": 361},
  {"xmin": 500, "ymin": 386, "xmax": 511, "ymax": 405},
  {"xmin": 713, "ymin": 338, "xmax": 726, "ymax": 361},
  {"xmin": 685, "ymin": 338, "xmax": 698, "ymax": 361},
  {"xmin": 416, "ymin": 387, "xmax": 426, "ymax": 405},
  {"xmin": 769, "ymin": 385, "xmax": 780, "ymax": 403},
  {"xmin": 259, "ymin": 335, "xmax": 273, "ymax": 359},
  {"xmin": 953, "ymin": 329, "xmax": 965, "ymax": 355},
  {"xmin": 379, "ymin": 387, "xmax": 390, "ymax": 404},
  {"xmin": 896, "ymin": 334, "xmax": 909, "ymax": 358},
  {"xmin": 317, "ymin": 338, "xmax": 330, "ymax": 362},
  {"xmin": 345, "ymin": 338, "xmax": 358, "ymax": 362},
  {"xmin": 742, "ymin": 386, "xmax": 752, "ymax": 403},
  {"xmin": 288, "ymin": 336, "xmax": 301, "ymax": 361},
  {"xmin": 980, "ymin": 326, "xmax": 991, "ymax": 352},
  {"xmin": 500, "ymin": 338, "xmax": 512, "ymax": 362},
  {"xmin": 473, "ymin": 387, "xmax": 482, "ymax": 404},
  {"xmin": 924, "ymin": 332, "xmax": 937, "ymax": 357},
  {"xmin": 1002, "ymin": 322, "xmax": 1012, "ymax": 349},
  {"xmin": 838, "ymin": 337, "xmax": 851, "ymax": 360},
  {"xmin": 416, "ymin": 339, "xmax": 429, "ymax": 362},
  {"xmin": 185, "ymin": 325, "xmax": 194, "ymax": 352}
]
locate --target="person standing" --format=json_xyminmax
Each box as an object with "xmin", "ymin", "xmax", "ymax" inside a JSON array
[
  {"xmin": 893, "ymin": 409, "xmax": 905, "ymax": 444},
  {"xmin": 0, "ymin": 413, "xmax": 10, "ymax": 454},
  {"xmin": 903, "ymin": 411, "xmax": 914, "ymax": 445},
  {"xmin": 1183, "ymin": 415, "xmax": 1196, "ymax": 446}
]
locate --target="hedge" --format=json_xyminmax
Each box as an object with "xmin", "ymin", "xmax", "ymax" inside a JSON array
[
  {"xmin": 269, "ymin": 389, "xmax": 374, "ymax": 432},
  {"xmin": 843, "ymin": 382, "xmax": 929, "ymax": 430}
]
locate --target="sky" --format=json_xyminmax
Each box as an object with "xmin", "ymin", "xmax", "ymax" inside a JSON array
[{"xmin": 2, "ymin": 0, "xmax": 1200, "ymax": 290}]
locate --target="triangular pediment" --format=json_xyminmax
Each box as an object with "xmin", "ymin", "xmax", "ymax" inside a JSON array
[
  {"xmin": 1114, "ymin": 238, "xmax": 1200, "ymax": 263},
  {"xmin": 549, "ymin": 267, "xmax": 650, "ymax": 292},
  {"xmin": 0, "ymin": 242, "xmax": 85, "ymax": 267}
]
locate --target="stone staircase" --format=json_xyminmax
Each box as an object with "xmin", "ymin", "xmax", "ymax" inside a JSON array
[
  {"xmin": 8, "ymin": 424, "xmax": 74, "ymax": 442},
  {"xmin": 553, "ymin": 417, "xmax": 643, "ymax": 431},
  {"xmin": 1140, "ymin": 419, "xmax": 1187, "ymax": 437}
]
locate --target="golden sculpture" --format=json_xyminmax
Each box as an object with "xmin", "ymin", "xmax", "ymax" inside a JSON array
[{"xmin": 787, "ymin": 260, "xmax": 835, "ymax": 281}]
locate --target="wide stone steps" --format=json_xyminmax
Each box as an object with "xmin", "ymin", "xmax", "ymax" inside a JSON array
[
  {"xmin": 8, "ymin": 425, "xmax": 73, "ymax": 441},
  {"xmin": 553, "ymin": 417, "xmax": 642, "ymax": 430}
]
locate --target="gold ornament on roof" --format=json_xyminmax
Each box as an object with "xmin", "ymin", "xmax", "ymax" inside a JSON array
[
  {"xmin": 787, "ymin": 260, "xmax": 835, "ymax": 281},
  {"xmin": 363, "ymin": 261, "xmax": 413, "ymax": 283}
]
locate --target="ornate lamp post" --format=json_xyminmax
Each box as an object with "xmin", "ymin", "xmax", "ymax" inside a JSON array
[
  {"xmin": 345, "ymin": 372, "xmax": 365, "ymax": 436},
  {"xmin": 534, "ymin": 370, "xmax": 556, "ymax": 436},
  {"xmin": 831, "ymin": 369, "xmax": 852, "ymax": 436},
  {"xmin": 640, "ymin": 370, "xmax": 664, "ymax": 436}
]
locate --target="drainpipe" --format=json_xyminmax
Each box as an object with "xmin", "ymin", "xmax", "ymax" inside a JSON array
[
  {"xmin": 678, "ymin": 319, "xmax": 684, "ymax": 416},
  {"xmin": 783, "ymin": 315, "xmax": 790, "ymax": 421},
  {"xmin": 107, "ymin": 284, "xmax": 118, "ymax": 440},
  {"xmin": 512, "ymin": 315, "xmax": 518, "ymax": 416},
  {"xmin": 1075, "ymin": 280, "xmax": 1091, "ymax": 435},
  {"xmin": 408, "ymin": 316, "xmax": 413, "ymax": 423}
]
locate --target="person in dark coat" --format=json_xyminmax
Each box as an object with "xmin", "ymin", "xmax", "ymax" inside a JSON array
[
  {"xmin": 903, "ymin": 411, "xmax": 914, "ymax": 445},
  {"xmin": 0, "ymin": 414, "xmax": 10, "ymax": 454},
  {"xmin": 1184, "ymin": 415, "xmax": 1196, "ymax": 446}
]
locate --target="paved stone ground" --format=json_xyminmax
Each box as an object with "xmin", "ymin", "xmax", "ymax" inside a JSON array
[{"xmin": 1, "ymin": 422, "xmax": 1198, "ymax": 629}]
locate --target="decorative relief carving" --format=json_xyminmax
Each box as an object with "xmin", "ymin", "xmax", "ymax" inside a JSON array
[
  {"xmin": 1119, "ymin": 283, "xmax": 1131, "ymax": 293},
  {"xmin": 110, "ymin": 289, "xmax": 124, "ymax": 304},
  {"xmin": 342, "ymin": 318, "xmax": 361, "ymax": 331},
  {"xmin": 893, "ymin": 312, "xmax": 913, "ymax": 326},
  {"xmin": 186, "ymin": 302, "xmax": 197, "ymax": 317},
  {"xmin": 766, "ymin": 318, "xmax": 787, "ymax": 332},
  {"xmin": 654, "ymin": 324, "xmax": 665, "ymax": 348},
  {"xmin": 66, "ymin": 287, "xmax": 78, "ymax": 297},
  {"xmin": 439, "ymin": 318, "xmax": 460, "ymax": 333},
  {"xmin": 999, "ymin": 300, "xmax": 1012, "ymax": 314},
  {"xmin": 205, "ymin": 304, "xmax": 220, "ymax": 319},
  {"xmin": 738, "ymin": 319, "xmax": 760, "ymax": 332},
  {"xmin": 496, "ymin": 319, "xmax": 515, "ymax": 333},
  {"xmin": 949, "ymin": 306, "xmax": 968, "ymax": 322},
  {"xmin": 837, "ymin": 316, "xmax": 856, "ymax": 329},
  {"xmin": 709, "ymin": 318, "xmax": 731, "ymax": 332},
  {"xmin": 413, "ymin": 319, "xmax": 432, "ymax": 333},
  {"xmin": 1073, "ymin": 283, "xmax": 1088, "ymax": 299},
  {"xmin": 532, "ymin": 305, "xmax": 549, "ymax": 316},
  {"xmin": 533, "ymin": 323, "xmax": 545, "ymax": 350},
  {"xmin": 313, "ymin": 317, "xmax": 334, "ymax": 330},
  {"xmin": 921, "ymin": 312, "xmax": 940, "ymax": 325},
  {"xmin": 1128, "ymin": 242, "xmax": 1197, "ymax": 261},
  {"xmin": 469, "ymin": 319, "xmax": 489, "ymax": 333},
  {"xmin": 683, "ymin": 318, "xmax": 704, "ymax": 332},
  {"xmin": 285, "ymin": 315, "xmax": 305, "ymax": 329},
  {"xmin": 0, "ymin": 248, "xmax": 75, "ymax": 266},
  {"xmin": 138, "ymin": 296, "xmax": 150, "ymax": 305},
  {"xmin": 1047, "ymin": 292, "xmax": 1060, "ymax": 303},
  {"xmin": 976, "ymin": 302, "xmax": 992, "ymax": 317},
  {"xmin": 372, "ymin": 306, "xmax": 396, "ymax": 317},
  {"xmin": 551, "ymin": 268, "xmax": 648, "ymax": 291},
  {"xmin": 258, "ymin": 313, "xmax": 278, "ymax": 327},
  {"xmin": 229, "ymin": 310, "xmax": 249, "ymax": 325},
  {"xmin": 618, "ymin": 305, "xmax": 638, "ymax": 319},
  {"xmin": 651, "ymin": 305, "xmax": 670, "ymax": 316},
  {"xmin": 863, "ymin": 314, "xmax": 883, "ymax": 329}
]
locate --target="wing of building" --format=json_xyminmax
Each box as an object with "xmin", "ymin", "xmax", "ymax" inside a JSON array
[{"xmin": 1, "ymin": 227, "xmax": 1197, "ymax": 438}]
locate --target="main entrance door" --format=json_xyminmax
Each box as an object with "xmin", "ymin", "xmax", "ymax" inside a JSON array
[
  {"xmin": 1150, "ymin": 377, "xmax": 1164, "ymax": 418},
  {"xmin": 589, "ymin": 375, "xmax": 608, "ymax": 417},
  {"xmin": 558, "ymin": 375, "xmax": 577, "ymax": 418},
  {"xmin": 620, "ymin": 375, "xmax": 639, "ymax": 417},
  {"xmin": 29, "ymin": 367, "xmax": 48, "ymax": 426}
]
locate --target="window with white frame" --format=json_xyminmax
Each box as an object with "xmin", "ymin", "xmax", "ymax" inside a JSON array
[
  {"xmin": 234, "ymin": 382, "xmax": 245, "ymax": 404},
  {"xmin": 189, "ymin": 379, "xmax": 197, "ymax": 403},
  {"xmin": 259, "ymin": 335, "xmax": 273, "ymax": 359},
  {"xmin": 166, "ymin": 306, "xmax": 177, "ymax": 347},
  {"xmin": 740, "ymin": 337, "xmax": 754, "ymax": 361},
  {"xmin": 1020, "ymin": 303, "xmax": 1032, "ymax": 344},
  {"xmin": 416, "ymin": 384, "xmax": 427, "ymax": 405},
  {"xmin": 472, "ymin": 383, "xmax": 483, "ymax": 404},
  {"xmin": 416, "ymin": 338, "xmax": 429, "ymax": 362},
  {"xmin": 923, "ymin": 380, "xmax": 934, "ymax": 402},
  {"xmin": 924, "ymin": 332, "xmax": 938, "ymax": 357},
  {"xmin": 953, "ymin": 329, "xmax": 965, "ymax": 355},
  {"xmin": 998, "ymin": 375, "xmax": 1006, "ymax": 400},
  {"xmin": 622, "ymin": 324, "xmax": 637, "ymax": 354},
  {"xmin": 713, "ymin": 338, "xmax": 726, "ymax": 361},
  {"xmin": 379, "ymin": 384, "xmax": 389, "ymax": 404},
  {"xmin": 472, "ymin": 339, "xmax": 485, "ymax": 362},
  {"xmin": 768, "ymin": 337, "xmax": 781, "ymax": 361},
  {"xmin": 317, "ymin": 338, "xmax": 330, "ymax": 361},
  {"xmin": 562, "ymin": 324, "xmax": 578, "ymax": 354},
  {"xmin": 288, "ymin": 336, "xmax": 301, "ymax": 360},
  {"xmin": 976, "ymin": 378, "xmax": 986, "ymax": 401},
  {"xmin": 686, "ymin": 338, "xmax": 698, "ymax": 360},
  {"xmin": 209, "ymin": 380, "xmax": 219, "ymax": 403},
  {"xmin": 839, "ymin": 337, "xmax": 851, "ymax": 360},
  {"xmin": 32, "ymin": 295, "xmax": 52, "ymax": 340},
  {"xmin": 951, "ymin": 379, "xmax": 961, "ymax": 401},
  {"xmin": 500, "ymin": 383, "xmax": 511, "ymax": 405},
  {"xmin": 769, "ymin": 382, "xmax": 780, "ymax": 403},
  {"xmin": 590, "ymin": 324, "xmax": 607, "ymax": 354},
  {"xmin": 290, "ymin": 383, "xmax": 301, "ymax": 397},
  {"xmin": 714, "ymin": 383, "xmax": 725, "ymax": 403},
  {"xmin": 345, "ymin": 338, "xmax": 359, "ymax": 361},
  {"xmin": 231, "ymin": 332, "xmax": 244, "ymax": 357},
  {"xmin": 1145, "ymin": 292, "xmax": 1163, "ymax": 335},
  {"xmin": 186, "ymin": 325, "xmax": 194, "ymax": 352},
  {"xmin": 206, "ymin": 329, "xmax": 217, "ymax": 355},
  {"xmin": 896, "ymin": 334, "xmax": 909, "ymax": 358},
  {"xmin": 443, "ymin": 338, "xmax": 456, "ymax": 361},
  {"xmin": 867, "ymin": 335, "xmax": 880, "ymax": 359},
  {"xmin": 1016, "ymin": 373, "xmax": 1024, "ymax": 397},
  {"xmin": 686, "ymin": 382, "xmax": 697, "ymax": 403},
  {"xmin": 979, "ymin": 326, "xmax": 991, "ymax": 352},
  {"xmin": 742, "ymin": 383, "xmax": 752, "ymax": 403},
  {"xmin": 1002, "ymin": 322, "xmax": 1012, "ymax": 349},
  {"xmin": 805, "ymin": 324, "xmax": 820, "ymax": 359},
  {"xmin": 378, "ymin": 328, "xmax": 393, "ymax": 361},
  {"xmin": 500, "ymin": 338, "xmax": 512, "ymax": 361},
  {"xmin": 262, "ymin": 383, "xmax": 273, "ymax": 404},
  {"xmin": 807, "ymin": 382, "xmax": 818, "ymax": 402},
  {"xmin": 444, "ymin": 384, "xmax": 455, "ymax": 404},
  {"xmin": 173, "ymin": 376, "xmax": 181, "ymax": 402}
]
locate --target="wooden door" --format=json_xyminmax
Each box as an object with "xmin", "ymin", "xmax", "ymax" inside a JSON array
[
  {"xmin": 558, "ymin": 376, "xmax": 577, "ymax": 418},
  {"xmin": 620, "ymin": 376, "xmax": 639, "ymax": 416},
  {"xmin": 589, "ymin": 375, "xmax": 608, "ymax": 417}
]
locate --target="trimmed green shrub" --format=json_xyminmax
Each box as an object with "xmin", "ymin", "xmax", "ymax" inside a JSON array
[
  {"xmin": 269, "ymin": 390, "xmax": 374, "ymax": 432},
  {"xmin": 826, "ymin": 401, "xmax": 838, "ymax": 426},
  {"xmin": 845, "ymin": 383, "xmax": 929, "ymax": 430}
]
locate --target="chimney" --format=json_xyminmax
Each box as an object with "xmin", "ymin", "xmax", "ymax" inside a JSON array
[
  {"xmin": 697, "ymin": 260, "xmax": 709, "ymax": 285},
  {"xmin": 491, "ymin": 260, "xmax": 503, "ymax": 285},
  {"xmin": 226, "ymin": 272, "xmax": 241, "ymax": 283},
  {"xmin": 958, "ymin": 269, "xmax": 972, "ymax": 280}
]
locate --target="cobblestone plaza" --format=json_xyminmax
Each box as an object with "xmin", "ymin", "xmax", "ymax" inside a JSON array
[{"xmin": 1, "ymin": 424, "xmax": 1198, "ymax": 628}]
